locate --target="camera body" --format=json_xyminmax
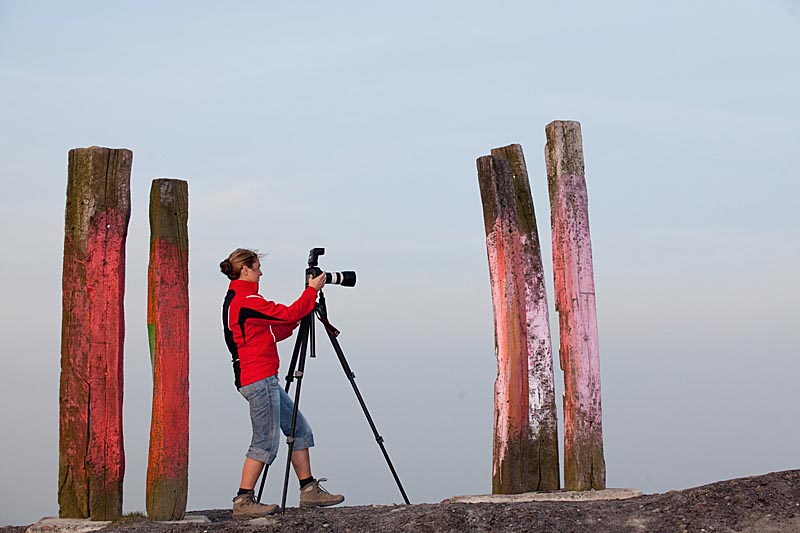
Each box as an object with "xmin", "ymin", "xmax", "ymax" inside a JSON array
[{"xmin": 306, "ymin": 247, "xmax": 356, "ymax": 287}]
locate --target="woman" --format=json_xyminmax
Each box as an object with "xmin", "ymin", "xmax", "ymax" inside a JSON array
[{"xmin": 220, "ymin": 248, "xmax": 344, "ymax": 518}]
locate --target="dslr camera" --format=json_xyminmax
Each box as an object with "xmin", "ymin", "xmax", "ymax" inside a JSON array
[{"xmin": 306, "ymin": 248, "xmax": 356, "ymax": 287}]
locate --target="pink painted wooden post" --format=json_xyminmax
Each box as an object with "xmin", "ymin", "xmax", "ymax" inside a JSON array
[
  {"xmin": 60, "ymin": 147, "xmax": 131, "ymax": 520},
  {"xmin": 544, "ymin": 120, "xmax": 606, "ymax": 490},
  {"xmin": 146, "ymin": 179, "xmax": 189, "ymax": 521},
  {"xmin": 477, "ymin": 150, "xmax": 559, "ymax": 493},
  {"xmin": 491, "ymin": 144, "xmax": 560, "ymax": 491}
]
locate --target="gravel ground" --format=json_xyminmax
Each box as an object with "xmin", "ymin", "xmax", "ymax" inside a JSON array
[{"xmin": 6, "ymin": 470, "xmax": 799, "ymax": 533}]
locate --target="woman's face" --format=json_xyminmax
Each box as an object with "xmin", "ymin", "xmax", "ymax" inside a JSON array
[{"xmin": 240, "ymin": 258, "xmax": 262, "ymax": 282}]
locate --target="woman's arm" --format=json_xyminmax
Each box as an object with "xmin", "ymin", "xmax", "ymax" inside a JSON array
[
  {"xmin": 271, "ymin": 321, "xmax": 301, "ymax": 342},
  {"xmin": 239, "ymin": 286, "xmax": 319, "ymax": 325}
]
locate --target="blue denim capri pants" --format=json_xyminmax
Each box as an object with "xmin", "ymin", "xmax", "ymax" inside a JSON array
[{"xmin": 238, "ymin": 375, "xmax": 315, "ymax": 464}]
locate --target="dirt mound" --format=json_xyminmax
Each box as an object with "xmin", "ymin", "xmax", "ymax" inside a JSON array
[{"xmin": 8, "ymin": 470, "xmax": 800, "ymax": 532}]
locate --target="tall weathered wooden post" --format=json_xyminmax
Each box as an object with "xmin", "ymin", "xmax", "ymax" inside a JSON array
[
  {"xmin": 60, "ymin": 146, "xmax": 131, "ymax": 520},
  {"xmin": 544, "ymin": 120, "xmax": 606, "ymax": 491},
  {"xmin": 477, "ymin": 146, "xmax": 560, "ymax": 493},
  {"xmin": 491, "ymin": 144, "xmax": 560, "ymax": 491},
  {"xmin": 146, "ymin": 179, "xmax": 190, "ymax": 521}
]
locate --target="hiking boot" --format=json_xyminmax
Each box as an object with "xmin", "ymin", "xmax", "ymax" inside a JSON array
[
  {"xmin": 232, "ymin": 490, "xmax": 279, "ymax": 519},
  {"xmin": 299, "ymin": 478, "xmax": 345, "ymax": 508}
]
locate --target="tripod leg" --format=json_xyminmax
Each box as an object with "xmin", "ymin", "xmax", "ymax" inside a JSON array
[
  {"xmin": 255, "ymin": 462, "xmax": 269, "ymax": 503},
  {"xmin": 256, "ymin": 315, "xmax": 311, "ymax": 503},
  {"xmin": 280, "ymin": 315, "xmax": 312, "ymax": 512},
  {"xmin": 320, "ymin": 324, "xmax": 411, "ymax": 505},
  {"xmin": 284, "ymin": 315, "xmax": 311, "ymax": 391}
]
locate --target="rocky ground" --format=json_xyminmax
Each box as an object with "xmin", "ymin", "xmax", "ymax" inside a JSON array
[{"xmin": 6, "ymin": 470, "xmax": 799, "ymax": 532}]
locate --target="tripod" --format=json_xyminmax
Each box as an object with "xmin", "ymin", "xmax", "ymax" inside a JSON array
[{"xmin": 255, "ymin": 289, "xmax": 410, "ymax": 511}]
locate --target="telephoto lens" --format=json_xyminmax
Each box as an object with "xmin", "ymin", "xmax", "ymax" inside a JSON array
[{"xmin": 325, "ymin": 271, "xmax": 356, "ymax": 287}]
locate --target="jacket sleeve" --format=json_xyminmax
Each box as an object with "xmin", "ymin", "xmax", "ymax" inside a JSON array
[
  {"xmin": 271, "ymin": 321, "xmax": 300, "ymax": 343},
  {"xmin": 238, "ymin": 286, "xmax": 318, "ymax": 326}
]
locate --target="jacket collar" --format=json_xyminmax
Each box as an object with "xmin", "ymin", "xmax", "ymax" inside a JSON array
[{"xmin": 229, "ymin": 279, "xmax": 259, "ymax": 294}]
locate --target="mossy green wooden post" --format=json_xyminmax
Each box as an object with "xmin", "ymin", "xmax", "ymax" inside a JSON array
[
  {"xmin": 146, "ymin": 179, "xmax": 189, "ymax": 521},
  {"xmin": 59, "ymin": 146, "xmax": 131, "ymax": 520},
  {"xmin": 478, "ymin": 151, "xmax": 559, "ymax": 493},
  {"xmin": 545, "ymin": 120, "xmax": 606, "ymax": 491}
]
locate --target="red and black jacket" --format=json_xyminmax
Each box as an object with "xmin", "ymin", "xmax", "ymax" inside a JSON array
[{"xmin": 222, "ymin": 279, "xmax": 318, "ymax": 388}]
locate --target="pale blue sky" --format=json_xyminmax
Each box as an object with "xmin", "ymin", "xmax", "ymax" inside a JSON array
[{"xmin": 1, "ymin": 0, "xmax": 799, "ymax": 526}]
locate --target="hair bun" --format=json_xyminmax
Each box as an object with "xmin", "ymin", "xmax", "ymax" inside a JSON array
[{"xmin": 220, "ymin": 259, "xmax": 232, "ymax": 275}]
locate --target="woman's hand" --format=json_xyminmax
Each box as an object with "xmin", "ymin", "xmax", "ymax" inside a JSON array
[{"xmin": 308, "ymin": 272, "xmax": 326, "ymax": 291}]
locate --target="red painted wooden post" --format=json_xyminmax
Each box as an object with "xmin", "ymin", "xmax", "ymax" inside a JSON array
[
  {"xmin": 146, "ymin": 179, "xmax": 189, "ymax": 521},
  {"xmin": 544, "ymin": 120, "xmax": 606, "ymax": 490},
  {"xmin": 491, "ymin": 144, "xmax": 560, "ymax": 491},
  {"xmin": 59, "ymin": 146, "xmax": 131, "ymax": 520},
  {"xmin": 478, "ymin": 151, "xmax": 559, "ymax": 493}
]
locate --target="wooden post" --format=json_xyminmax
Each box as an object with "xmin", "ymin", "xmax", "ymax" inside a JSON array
[
  {"xmin": 60, "ymin": 146, "xmax": 131, "ymax": 520},
  {"xmin": 544, "ymin": 120, "xmax": 606, "ymax": 491},
  {"xmin": 146, "ymin": 179, "xmax": 189, "ymax": 521},
  {"xmin": 491, "ymin": 144, "xmax": 560, "ymax": 491},
  {"xmin": 477, "ymin": 151, "xmax": 559, "ymax": 493}
]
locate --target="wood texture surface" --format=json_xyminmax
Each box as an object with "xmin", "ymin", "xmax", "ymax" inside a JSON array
[
  {"xmin": 59, "ymin": 146, "xmax": 131, "ymax": 520},
  {"xmin": 478, "ymin": 151, "xmax": 559, "ymax": 493},
  {"xmin": 491, "ymin": 144, "xmax": 560, "ymax": 491},
  {"xmin": 145, "ymin": 179, "xmax": 189, "ymax": 521},
  {"xmin": 545, "ymin": 121, "xmax": 606, "ymax": 491}
]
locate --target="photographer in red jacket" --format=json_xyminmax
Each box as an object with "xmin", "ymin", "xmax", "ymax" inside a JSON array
[{"xmin": 220, "ymin": 248, "xmax": 344, "ymax": 518}]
